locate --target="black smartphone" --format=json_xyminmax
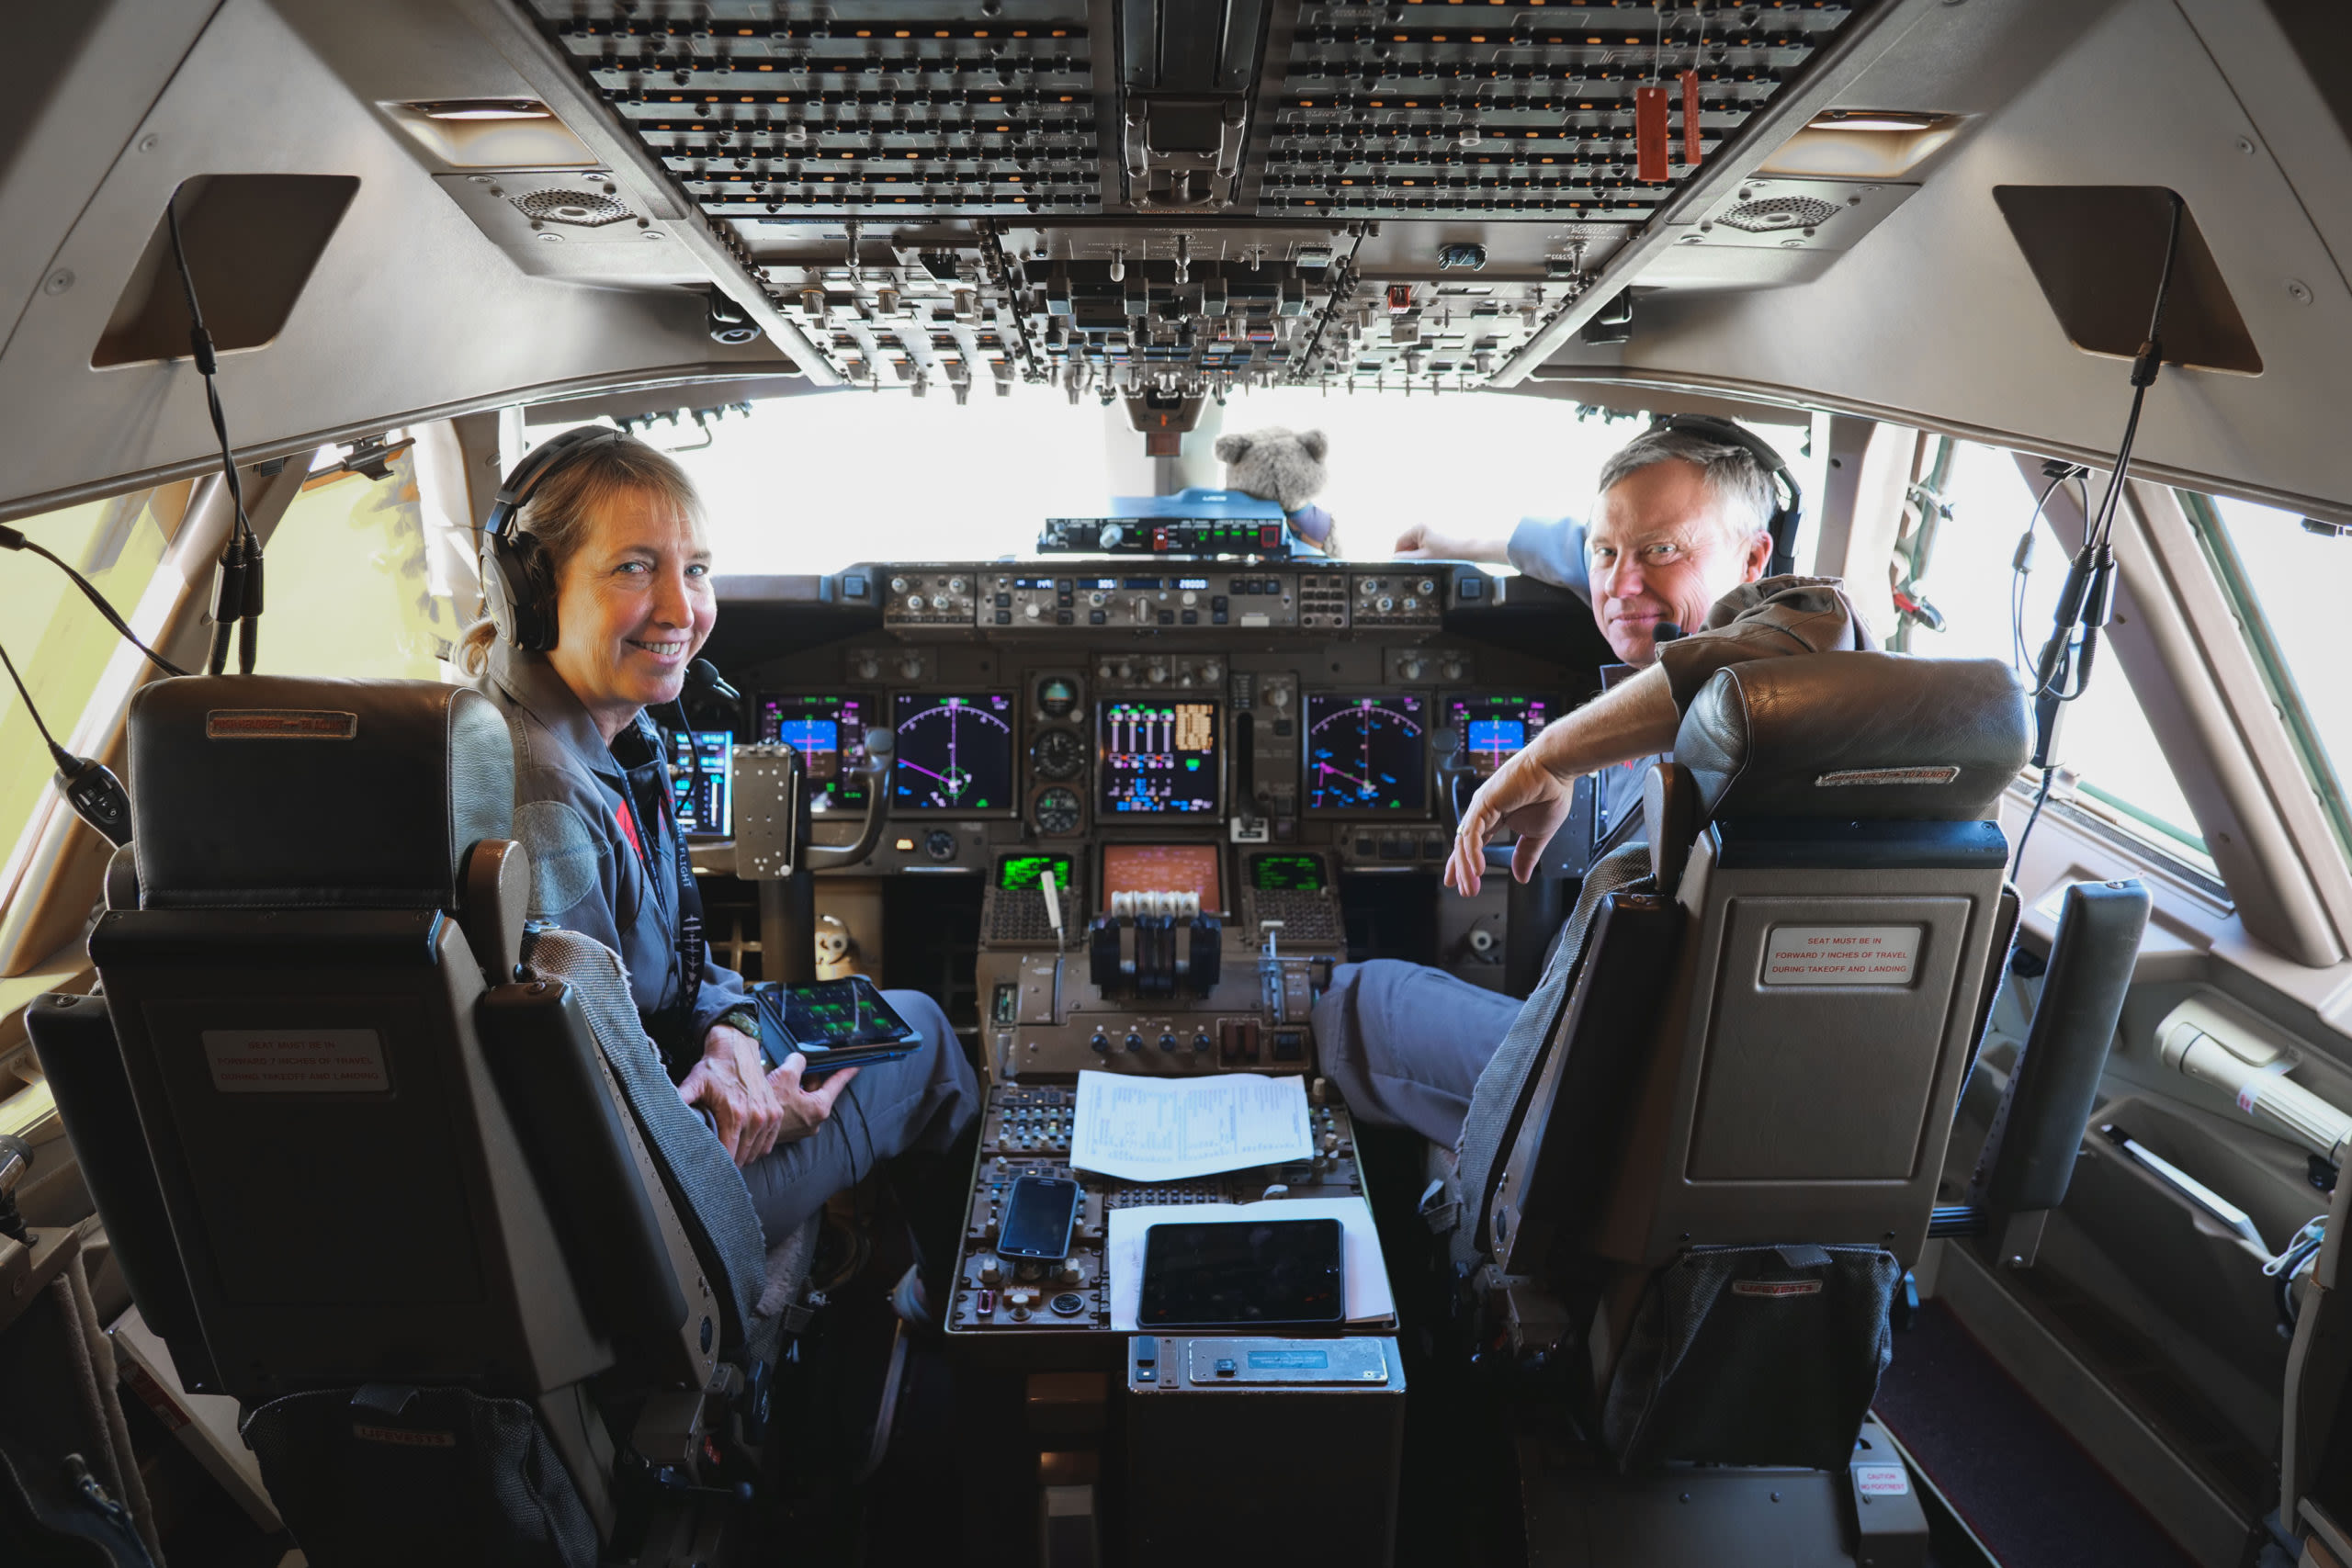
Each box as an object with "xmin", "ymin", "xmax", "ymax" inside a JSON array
[
  {"xmin": 998, "ymin": 1175, "xmax": 1082, "ymax": 1261},
  {"xmin": 752, "ymin": 975, "xmax": 922, "ymax": 1078},
  {"xmin": 1138, "ymin": 1217, "xmax": 1345, "ymax": 1329}
]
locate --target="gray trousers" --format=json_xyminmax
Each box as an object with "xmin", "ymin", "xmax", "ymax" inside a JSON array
[
  {"xmin": 741, "ymin": 988, "xmax": 980, "ymax": 1245},
  {"xmin": 1310, "ymin": 960, "xmax": 1526, "ymax": 1146}
]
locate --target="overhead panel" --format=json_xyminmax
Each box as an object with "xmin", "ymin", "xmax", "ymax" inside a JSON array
[{"xmin": 514, "ymin": 0, "xmax": 1874, "ymax": 393}]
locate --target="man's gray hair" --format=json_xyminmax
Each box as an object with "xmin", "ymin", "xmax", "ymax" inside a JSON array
[{"xmin": 1596, "ymin": 427, "xmax": 1777, "ymax": 545}]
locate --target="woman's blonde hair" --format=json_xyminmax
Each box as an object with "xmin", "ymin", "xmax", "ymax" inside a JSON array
[{"xmin": 457, "ymin": 432, "xmax": 704, "ymax": 676}]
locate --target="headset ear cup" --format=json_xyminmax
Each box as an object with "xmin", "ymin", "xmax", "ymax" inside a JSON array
[{"xmin": 509, "ymin": 532, "xmax": 560, "ymax": 652}]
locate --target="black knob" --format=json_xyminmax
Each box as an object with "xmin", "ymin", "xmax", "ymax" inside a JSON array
[
  {"xmin": 1123, "ymin": 1032, "xmax": 1145, "ymax": 1054},
  {"xmin": 1192, "ymin": 1033, "xmax": 1213, "ymax": 1054},
  {"xmin": 1158, "ymin": 1032, "xmax": 1178, "ymax": 1054},
  {"xmin": 1089, "ymin": 1033, "xmax": 1111, "ymax": 1055}
]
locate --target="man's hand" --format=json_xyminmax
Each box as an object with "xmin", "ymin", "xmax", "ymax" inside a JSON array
[
  {"xmin": 679, "ymin": 1024, "xmax": 787, "ymax": 1166},
  {"xmin": 1394, "ymin": 524, "xmax": 1511, "ymax": 562},
  {"xmin": 764, "ymin": 1054, "xmax": 858, "ymax": 1147},
  {"xmin": 1444, "ymin": 750, "xmax": 1579, "ymax": 897}
]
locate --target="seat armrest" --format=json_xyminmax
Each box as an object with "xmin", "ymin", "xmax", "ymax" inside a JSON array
[
  {"xmin": 477, "ymin": 982, "xmax": 692, "ymax": 1362},
  {"xmin": 25, "ymin": 991, "xmax": 222, "ymax": 1393}
]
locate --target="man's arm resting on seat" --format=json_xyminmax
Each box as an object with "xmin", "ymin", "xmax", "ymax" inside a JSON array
[{"xmin": 1444, "ymin": 664, "xmax": 1679, "ymax": 897}]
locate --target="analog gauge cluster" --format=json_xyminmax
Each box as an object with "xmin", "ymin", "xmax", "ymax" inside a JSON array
[{"xmin": 1029, "ymin": 672, "xmax": 1088, "ymax": 837}]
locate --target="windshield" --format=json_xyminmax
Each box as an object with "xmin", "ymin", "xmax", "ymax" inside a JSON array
[
  {"xmin": 531, "ymin": 387, "xmax": 1819, "ymax": 577},
  {"xmin": 2189, "ymin": 492, "xmax": 2352, "ymax": 862}
]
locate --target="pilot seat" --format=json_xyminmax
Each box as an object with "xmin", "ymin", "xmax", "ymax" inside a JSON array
[
  {"xmin": 1425, "ymin": 652, "xmax": 2070, "ymax": 1565},
  {"xmin": 25, "ymin": 675, "xmax": 821, "ymax": 1567}
]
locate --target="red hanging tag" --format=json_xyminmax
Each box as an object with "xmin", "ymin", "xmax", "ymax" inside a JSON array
[
  {"xmin": 1681, "ymin": 69, "xmax": 1702, "ymax": 165},
  {"xmin": 1634, "ymin": 85, "xmax": 1669, "ymax": 183}
]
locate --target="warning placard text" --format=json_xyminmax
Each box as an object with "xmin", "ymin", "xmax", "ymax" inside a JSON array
[
  {"xmin": 201, "ymin": 1029, "xmax": 390, "ymax": 1093},
  {"xmin": 1760, "ymin": 926, "xmax": 1923, "ymax": 987}
]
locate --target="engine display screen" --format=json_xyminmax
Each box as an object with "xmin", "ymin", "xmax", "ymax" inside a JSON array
[
  {"xmin": 1097, "ymin": 700, "xmax": 1219, "ymax": 816},
  {"xmin": 891, "ymin": 693, "xmax": 1016, "ymax": 814},
  {"xmin": 757, "ymin": 694, "xmax": 870, "ymax": 809},
  {"xmin": 1100, "ymin": 843, "xmax": 1224, "ymax": 913},
  {"xmin": 1304, "ymin": 694, "xmax": 1428, "ymax": 815},
  {"xmin": 1444, "ymin": 694, "xmax": 1559, "ymax": 777},
  {"xmin": 1249, "ymin": 852, "xmax": 1326, "ymax": 893},
  {"xmin": 998, "ymin": 852, "xmax": 1076, "ymax": 893},
  {"xmin": 663, "ymin": 730, "xmax": 733, "ymax": 836}
]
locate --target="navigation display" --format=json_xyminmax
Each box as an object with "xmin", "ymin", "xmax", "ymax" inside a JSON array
[
  {"xmin": 998, "ymin": 852, "xmax": 1075, "ymax": 893},
  {"xmin": 757, "ymin": 694, "xmax": 870, "ymax": 810},
  {"xmin": 1100, "ymin": 843, "xmax": 1224, "ymax": 913},
  {"xmin": 663, "ymin": 730, "xmax": 732, "ymax": 836},
  {"xmin": 1304, "ymin": 694, "xmax": 1428, "ymax": 815},
  {"xmin": 1249, "ymin": 852, "xmax": 1327, "ymax": 892},
  {"xmin": 891, "ymin": 693, "xmax": 1016, "ymax": 814},
  {"xmin": 1444, "ymin": 694, "xmax": 1559, "ymax": 777},
  {"xmin": 1097, "ymin": 699, "xmax": 1220, "ymax": 816}
]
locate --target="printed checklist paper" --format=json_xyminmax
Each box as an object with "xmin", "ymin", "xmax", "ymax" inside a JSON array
[{"xmin": 1069, "ymin": 1070, "xmax": 1312, "ymax": 1181}]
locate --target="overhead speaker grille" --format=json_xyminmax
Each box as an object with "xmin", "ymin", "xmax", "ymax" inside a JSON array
[
  {"xmin": 510, "ymin": 188, "xmax": 630, "ymax": 227},
  {"xmin": 1718, "ymin": 194, "xmax": 1842, "ymax": 232}
]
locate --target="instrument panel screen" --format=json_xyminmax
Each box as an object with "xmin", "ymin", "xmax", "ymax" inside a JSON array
[
  {"xmin": 1249, "ymin": 852, "xmax": 1326, "ymax": 892},
  {"xmin": 1444, "ymin": 694, "xmax": 1558, "ymax": 777},
  {"xmin": 664, "ymin": 730, "xmax": 733, "ymax": 836},
  {"xmin": 891, "ymin": 693, "xmax": 1016, "ymax": 814},
  {"xmin": 998, "ymin": 852, "xmax": 1075, "ymax": 893},
  {"xmin": 758, "ymin": 694, "xmax": 870, "ymax": 809},
  {"xmin": 1304, "ymin": 694, "xmax": 1429, "ymax": 815},
  {"xmin": 1097, "ymin": 700, "xmax": 1220, "ymax": 816},
  {"xmin": 1100, "ymin": 843, "xmax": 1223, "ymax": 913}
]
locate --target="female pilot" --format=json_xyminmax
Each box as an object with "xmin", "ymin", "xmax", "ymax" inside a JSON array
[{"xmin": 461, "ymin": 429, "xmax": 977, "ymax": 1323}]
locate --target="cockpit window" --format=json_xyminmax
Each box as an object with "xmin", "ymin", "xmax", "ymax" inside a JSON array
[
  {"xmin": 1888, "ymin": 440, "xmax": 2213, "ymax": 872},
  {"xmin": 0, "ymin": 483, "xmax": 186, "ymax": 910},
  {"xmin": 538, "ymin": 390, "xmax": 1797, "ymax": 574},
  {"xmin": 2185, "ymin": 491, "xmax": 2352, "ymax": 863}
]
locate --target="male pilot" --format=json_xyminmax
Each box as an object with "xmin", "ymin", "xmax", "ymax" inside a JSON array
[{"xmin": 1314, "ymin": 425, "xmax": 1877, "ymax": 1146}]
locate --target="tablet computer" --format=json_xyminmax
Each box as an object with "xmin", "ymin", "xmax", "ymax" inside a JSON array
[
  {"xmin": 1138, "ymin": 1217, "xmax": 1345, "ymax": 1329},
  {"xmin": 751, "ymin": 975, "xmax": 922, "ymax": 1077}
]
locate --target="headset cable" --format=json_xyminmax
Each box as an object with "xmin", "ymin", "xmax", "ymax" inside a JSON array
[
  {"xmin": 2013, "ymin": 193, "xmax": 2188, "ymax": 875},
  {"xmin": 165, "ymin": 192, "xmax": 265, "ymax": 674}
]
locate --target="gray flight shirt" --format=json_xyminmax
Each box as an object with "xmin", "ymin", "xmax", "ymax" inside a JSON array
[{"xmin": 477, "ymin": 637, "xmax": 750, "ymax": 1064}]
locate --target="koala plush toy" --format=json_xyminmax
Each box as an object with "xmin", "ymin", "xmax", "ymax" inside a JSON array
[{"xmin": 1215, "ymin": 426, "xmax": 1340, "ymax": 556}]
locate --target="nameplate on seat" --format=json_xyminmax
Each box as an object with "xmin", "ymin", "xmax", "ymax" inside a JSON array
[
  {"xmin": 1815, "ymin": 765, "xmax": 1961, "ymax": 787},
  {"xmin": 204, "ymin": 709, "xmax": 358, "ymax": 740},
  {"xmin": 201, "ymin": 1029, "xmax": 390, "ymax": 1092},
  {"xmin": 1759, "ymin": 926, "xmax": 1923, "ymax": 987}
]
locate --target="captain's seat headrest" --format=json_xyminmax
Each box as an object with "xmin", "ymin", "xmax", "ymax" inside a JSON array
[
  {"xmin": 128, "ymin": 677, "xmax": 514, "ymax": 910},
  {"xmin": 1675, "ymin": 653, "xmax": 2031, "ymax": 824}
]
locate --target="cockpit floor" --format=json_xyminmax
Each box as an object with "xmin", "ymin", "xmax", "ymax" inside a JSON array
[{"xmin": 1874, "ymin": 1301, "xmax": 2200, "ymax": 1568}]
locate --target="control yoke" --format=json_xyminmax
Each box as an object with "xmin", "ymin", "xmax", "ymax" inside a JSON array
[{"xmin": 806, "ymin": 727, "xmax": 897, "ymax": 870}]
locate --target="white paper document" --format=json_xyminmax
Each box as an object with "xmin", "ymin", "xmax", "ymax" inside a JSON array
[
  {"xmin": 1104, "ymin": 1199, "xmax": 1396, "ymax": 1330},
  {"xmin": 1069, "ymin": 1069, "xmax": 1312, "ymax": 1181}
]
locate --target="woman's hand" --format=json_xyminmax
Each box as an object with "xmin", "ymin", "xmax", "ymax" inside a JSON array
[
  {"xmin": 764, "ymin": 1054, "xmax": 859, "ymax": 1146},
  {"xmin": 1444, "ymin": 750, "xmax": 1580, "ymax": 898},
  {"xmin": 680, "ymin": 1023, "xmax": 788, "ymax": 1165}
]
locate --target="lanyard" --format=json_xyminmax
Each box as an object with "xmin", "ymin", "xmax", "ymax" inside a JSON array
[{"xmin": 616, "ymin": 724, "xmax": 707, "ymax": 1067}]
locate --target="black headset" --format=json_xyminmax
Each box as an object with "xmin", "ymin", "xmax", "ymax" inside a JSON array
[
  {"xmin": 1646, "ymin": 412, "xmax": 1804, "ymax": 577},
  {"xmin": 478, "ymin": 426, "xmax": 629, "ymax": 652}
]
